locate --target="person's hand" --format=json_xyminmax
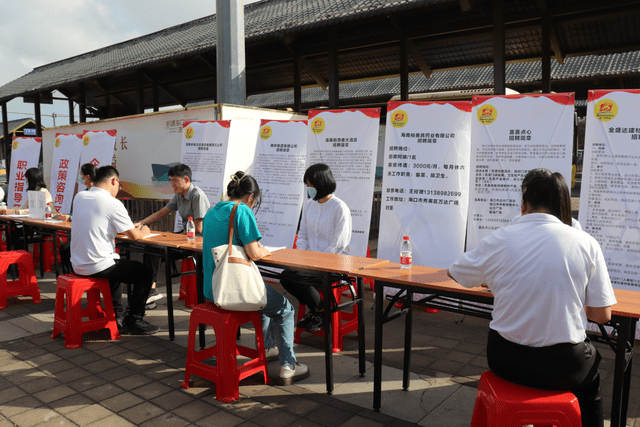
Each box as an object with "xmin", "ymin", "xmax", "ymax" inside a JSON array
[
  {"xmin": 140, "ymin": 225, "xmax": 151, "ymax": 236},
  {"xmin": 0, "ymin": 208, "xmax": 7, "ymax": 215},
  {"xmin": 134, "ymin": 222, "xmax": 142, "ymax": 228},
  {"xmin": 55, "ymin": 214, "xmax": 70, "ymax": 221},
  {"xmin": 262, "ymin": 247, "xmax": 271, "ymax": 258}
]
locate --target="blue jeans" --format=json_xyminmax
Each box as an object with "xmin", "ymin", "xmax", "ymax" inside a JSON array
[{"xmin": 260, "ymin": 284, "xmax": 296, "ymax": 366}]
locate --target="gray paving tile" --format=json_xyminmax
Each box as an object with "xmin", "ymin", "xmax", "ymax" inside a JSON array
[
  {"xmin": 139, "ymin": 413, "xmax": 190, "ymax": 427},
  {"xmin": 8, "ymin": 406, "xmax": 60, "ymax": 427},
  {"xmin": 150, "ymin": 389, "xmax": 195, "ymax": 411},
  {"xmin": 118, "ymin": 402, "xmax": 166, "ymax": 425},
  {"xmin": 48, "ymin": 393, "xmax": 94, "ymax": 415},
  {"xmin": 19, "ymin": 376, "xmax": 63, "ymax": 395},
  {"xmin": 338, "ymin": 414, "xmax": 386, "ymax": 427},
  {"xmin": 101, "ymin": 391, "xmax": 145, "ymax": 413},
  {"xmin": 195, "ymin": 410, "xmax": 244, "ymax": 427},
  {"xmin": 169, "ymin": 399, "xmax": 219, "ymax": 423},
  {"xmin": 33, "ymin": 384, "xmax": 77, "ymax": 404},
  {"xmin": 84, "ymin": 413, "xmax": 135, "ymax": 427},
  {"xmin": 66, "ymin": 374, "xmax": 107, "ymax": 392},
  {"xmin": 65, "ymin": 403, "xmax": 115, "ymax": 426},
  {"xmin": 114, "ymin": 373, "xmax": 155, "ymax": 391},
  {"xmin": 0, "ymin": 395, "xmax": 43, "ymax": 417}
]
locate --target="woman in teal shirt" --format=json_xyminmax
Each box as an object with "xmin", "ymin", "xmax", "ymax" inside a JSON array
[{"xmin": 203, "ymin": 171, "xmax": 309, "ymax": 385}]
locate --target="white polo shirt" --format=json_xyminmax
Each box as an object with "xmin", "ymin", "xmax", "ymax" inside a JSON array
[
  {"xmin": 449, "ymin": 213, "xmax": 616, "ymax": 347},
  {"xmin": 70, "ymin": 187, "xmax": 135, "ymax": 275}
]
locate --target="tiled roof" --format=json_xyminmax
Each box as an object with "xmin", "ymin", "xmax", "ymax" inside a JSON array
[
  {"xmin": 0, "ymin": 118, "xmax": 36, "ymax": 135},
  {"xmin": 0, "ymin": 0, "xmax": 445, "ymax": 103},
  {"xmin": 245, "ymin": 50, "xmax": 640, "ymax": 109}
]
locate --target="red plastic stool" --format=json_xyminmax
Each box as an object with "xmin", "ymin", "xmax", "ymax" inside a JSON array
[
  {"xmin": 181, "ymin": 302, "xmax": 270, "ymax": 402},
  {"xmin": 294, "ymin": 281, "xmax": 359, "ymax": 353},
  {"xmin": 470, "ymin": 370, "xmax": 582, "ymax": 427},
  {"xmin": 51, "ymin": 274, "xmax": 121, "ymax": 349},
  {"xmin": 178, "ymin": 258, "xmax": 198, "ymax": 308},
  {"xmin": 0, "ymin": 225, "xmax": 8, "ymax": 251},
  {"xmin": 32, "ymin": 237, "xmax": 55, "ymax": 272},
  {"xmin": 0, "ymin": 250, "xmax": 41, "ymax": 309}
]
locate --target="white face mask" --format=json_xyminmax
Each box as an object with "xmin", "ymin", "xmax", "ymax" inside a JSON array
[{"xmin": 307, "ymin": 187, "xmax": 317, "ymax": 199}]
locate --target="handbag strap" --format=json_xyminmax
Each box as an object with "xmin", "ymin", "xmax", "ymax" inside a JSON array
[{"xmin": 227, "ymin": 203, "xmax": 240, "ymax": 255}]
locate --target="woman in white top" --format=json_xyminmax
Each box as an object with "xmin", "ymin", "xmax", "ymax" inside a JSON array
[
  {"xmin": 280, "ymin": 164, "xmax": 352, "ymax": 333},
  {"xmin": 0, "ymin": 167, "xmax": 54, "ymax": 215}
]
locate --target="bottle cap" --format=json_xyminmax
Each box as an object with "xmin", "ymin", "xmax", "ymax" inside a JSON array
[
  {"xmin": 188, "ymin": 217, "xmax": 193, "ymax": 220},
  {"xmin": 403, "ymin": 236, "xmax": 409, "ymax": 240}
]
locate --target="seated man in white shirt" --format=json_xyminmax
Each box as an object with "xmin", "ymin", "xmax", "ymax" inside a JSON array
[
  {"xmin": 448, "ymin": 172, "xmax": 615, "ymax": 427},
  {"xmin": 70, "ymin": 166, "xmax": 159, "ymax": 335}
]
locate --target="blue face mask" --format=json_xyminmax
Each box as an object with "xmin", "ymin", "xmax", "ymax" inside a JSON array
[{"xmin": 307, "ymin": 187, "xmax": 317, "ymax": 199}]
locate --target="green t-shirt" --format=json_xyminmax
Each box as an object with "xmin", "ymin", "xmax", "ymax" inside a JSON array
[{"xmin": 202, "ymin": 201, "xmax": 262, "ymax": 302}]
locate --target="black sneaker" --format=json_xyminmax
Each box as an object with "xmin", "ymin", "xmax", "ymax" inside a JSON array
[
  {"xmin": 305, "ymin": 312, "xmax": 324, "ymax": 333},
  {"xmin": 146, "ymin": 288, "xmax": 163, "ymax": 304},
  {"xmin": 145, "ymin": 302, "xmax": 157, "ymax": 310},
  {"xmin": 296, "ymin": 311, "xmax": 315, "ymax": 329},
  {"xmin": 123, "ymin": 318, "xmax": 160, "ymax": 335}
]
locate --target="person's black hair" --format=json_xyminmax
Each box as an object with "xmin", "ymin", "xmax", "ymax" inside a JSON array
[
  {"xmin": 522, "ymin": 172, "xmax": 572, "ymax": 226},
  {"xmin": 25, "ymin": 168, "xmax": 46, "ymax": 191},
  {"xmin": 94, "ymin": 166, "xmax": 120, "ymax": 185},
  {"xmin": 521, "ymin": 168, "xmax": 552, "ymax": 192},
  {"xmin": 227, "ymin": 171, "xmax": 262, "ymax": 212},
  {"xmin": 80, "ymin": 163, "xmax": 97, "ymax": 183},
  {"xmin": 168, "ymin": 164, "xmax": 192, "ymax": 181},
  {"xmin": 303, "ymin": 163, "xmax": 336, "ymax": 201}
]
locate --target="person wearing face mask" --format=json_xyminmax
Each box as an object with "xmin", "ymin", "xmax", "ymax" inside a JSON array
[
  {"xmin": 202, "ymin": 171, "xmax": 310, "ymax": 384},
  {"xmin": 0, "ymin": 167, "xmax": 55, "ymax": 216},
  {"xmin": 279, "ymin": 164, "xmax": 352, "ymax": 333}
]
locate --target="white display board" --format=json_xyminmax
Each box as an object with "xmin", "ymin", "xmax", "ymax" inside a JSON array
[
  {"xmin": 8, "ymin": 137, "xmax": 41, "ymax": 208},
  {"xmin": 27, "ymin": 191, "xmax": 46, "ymax": 219},
  {"xmin": 180, "ymin": 120, "xmax": 230, "ymax": 206},
  {"xmin": 50, "ymin": 133, "xmax": 83, "ymax": 214},
  {"xmin": 252, "ymin": 119, "xmax": 308, "ymax": 248},
  {"xmin": 580, "ymin": 90, "xmax": 640, "ymax": 292},
  {"xmin": 466, "ymin": 94, "xmax": 575, "ymax": 250},
  {"xmin": 79, "ymin": 129, "xmax": 117, "ymax": 175},
  {"xmin": 378, "ymin": 101, "xmax": 472, "ymax": 267},
  {"xmin": 306, "ymin": 108, "xmax": 380, "ymax": 257},
  {"xmin": 42, "ymin": 104, "xmax": 304, "ymax": 201}
]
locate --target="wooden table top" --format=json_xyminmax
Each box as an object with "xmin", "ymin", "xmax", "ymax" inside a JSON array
[
  {"xmin": 259, "ymin": 248, "xmax": 389, "ymax": 274},
  {"xmin": 352, "ymin": 262, "xmax": 640, "ymax": 318},
  {"xmin": 117, "ymin": 232, "xmax": 198, "ymax": 249},
  {"xmin": 351, "ymin": 263, "xmax": 493, "ymax": 298}
]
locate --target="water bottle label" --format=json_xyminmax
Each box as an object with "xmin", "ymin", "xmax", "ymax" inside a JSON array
[
  {"xmin": 401, "ymin": 256, "xmax": 412, "ymax": 265},
  {"xmin": 187, "ymin": 231, "xmax": 195, "ymax": 238}
]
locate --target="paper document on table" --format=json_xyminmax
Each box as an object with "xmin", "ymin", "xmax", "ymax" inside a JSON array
[
  {"xmin": 144, "ymin": 233, "xmax": 160, "ymax": 239},
  {"xmin": 264, "ymin": 246, "xmax": 286, "ymax": 252},
  {"xmin": 7, "ymin": 214, "xmax": 29, "ymax": 218}
]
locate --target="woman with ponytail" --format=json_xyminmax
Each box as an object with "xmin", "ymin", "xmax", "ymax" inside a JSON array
[
  {"xmin": 448, "ymin": 172, "xmax": 616, "ymax": 427},
  {"xmin": 202, "ymin": 171, "xmax": 310, "ymax": 385}
]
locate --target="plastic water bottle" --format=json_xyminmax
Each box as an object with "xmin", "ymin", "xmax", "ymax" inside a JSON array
[
  {"xmin": 186, "ymin": 217, "xmax": 196, "ymax": 241},
  {"xmin": 45, "ymin": 205, "xmax": 53, "ymax": 222},
  {"xmin": 400, "ymin": 236, "xmax": 412, "ymax": 269}
]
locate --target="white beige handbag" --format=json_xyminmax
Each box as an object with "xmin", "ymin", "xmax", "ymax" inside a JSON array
[{"xmin": 211, "ymin": 203, "xmax": 267, "ymax": 311}]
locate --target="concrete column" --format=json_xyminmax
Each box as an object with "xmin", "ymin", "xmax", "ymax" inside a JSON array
[
  {"xmin": 493, "ymin": 0, "xmax": 506, "ymax": 95},
  {"xmin": 216, "ymin": 0, "xmax": 246, "ymax": 105},
  {"xmin": 68, "ymin": 99, "xmax": 75, "ymax": 124},
  {"xmin": 78, "ymin": 83, "xmax": 86, "ymax": 123},
  {"xmin": 34, "ymin": 94, "xmax": 42, "ymax": 138}
]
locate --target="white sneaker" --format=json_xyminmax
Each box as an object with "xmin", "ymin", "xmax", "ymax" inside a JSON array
[
  {"xmin": 265, "ymin": 347, "xmax": 279, "ymax": 362},
  {"xmin": 279, "ymin": 362, "xmax": 310, "ymax": 386}
]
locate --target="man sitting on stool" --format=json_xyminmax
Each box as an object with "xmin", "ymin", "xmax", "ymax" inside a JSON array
[{"xmin": 71, "ymin": 166, "xmax": 159, "ymax": 335}]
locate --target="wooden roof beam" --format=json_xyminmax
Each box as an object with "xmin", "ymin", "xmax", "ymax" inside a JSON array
[
  {"xmin": 92, "ymin": 79, "xmax": 128, "ymax": 105},
  {"xmin": 282, "ymin": 35, "xmax": 327, "ymax": 90},
  {"xmin": 388, "ymin": 15, "xmax": 432, "ymax": 79},
  {"xmin": 142, "ymin": 72, "xmax": 185, "ymax": 107}
]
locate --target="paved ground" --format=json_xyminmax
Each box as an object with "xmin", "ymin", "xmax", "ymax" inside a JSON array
[
  {"xmin": 1, "ymin": 261, "xmax": 639, "ymax": 427},
  {"xmin": 2, "ymin": 176, "xmax": 639, "ymax": 426}
]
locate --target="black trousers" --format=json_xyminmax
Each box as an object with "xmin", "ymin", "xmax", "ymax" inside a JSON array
[
  {"xmin": 85, "ymin": 259, "xmax": 153, "ymax": 321},
  {"xmin": 487, "ymin": 329, "xmax": 603, "ymax": 427},
  {"xmin": 279, "ymin": 270, "xmax": 324, "ymax": 312}
]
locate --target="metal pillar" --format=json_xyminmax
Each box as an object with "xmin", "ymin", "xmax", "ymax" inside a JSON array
[
  {"xmin": 293, "ymin": 54, "xmax": 302, "ymax": 113},
  {"xmin": 541, "ymin": 14, "xmax": 551, "ymax": 93},
  {"xmin": 78, "ymin": 83, "xmax": 86, "ymax": 123},
  {"xmin": 493, "ymin": 0, "xmax": 506, "ymax": 95},
  {"xmin": 216, "ymin": 0, "xmax": 246, "ymax": 105},
  {"xmin": 136, "ymin": 70, "xmax": 145, "ymax": 114},
  {"xmin": 34, "ymin": 94, "xmax": 42, "ymax": 138},
  {"xmin": 153, "ymin": 83, "xmax": 159, "ymax": 112},
  {"xmin": 400, "ymin": 37, "xmax": 409, "ymax": 101},
  {"xmin": 1, "ymin": 102, "xmax": 9, "ymax": 167},
  {"xmin": 68, "ymin": 99, "xmax": 75, "ymax": 124},
  {"xmin": 328, "ymin": 28, "xmax": 339, "ymax": 109}
]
